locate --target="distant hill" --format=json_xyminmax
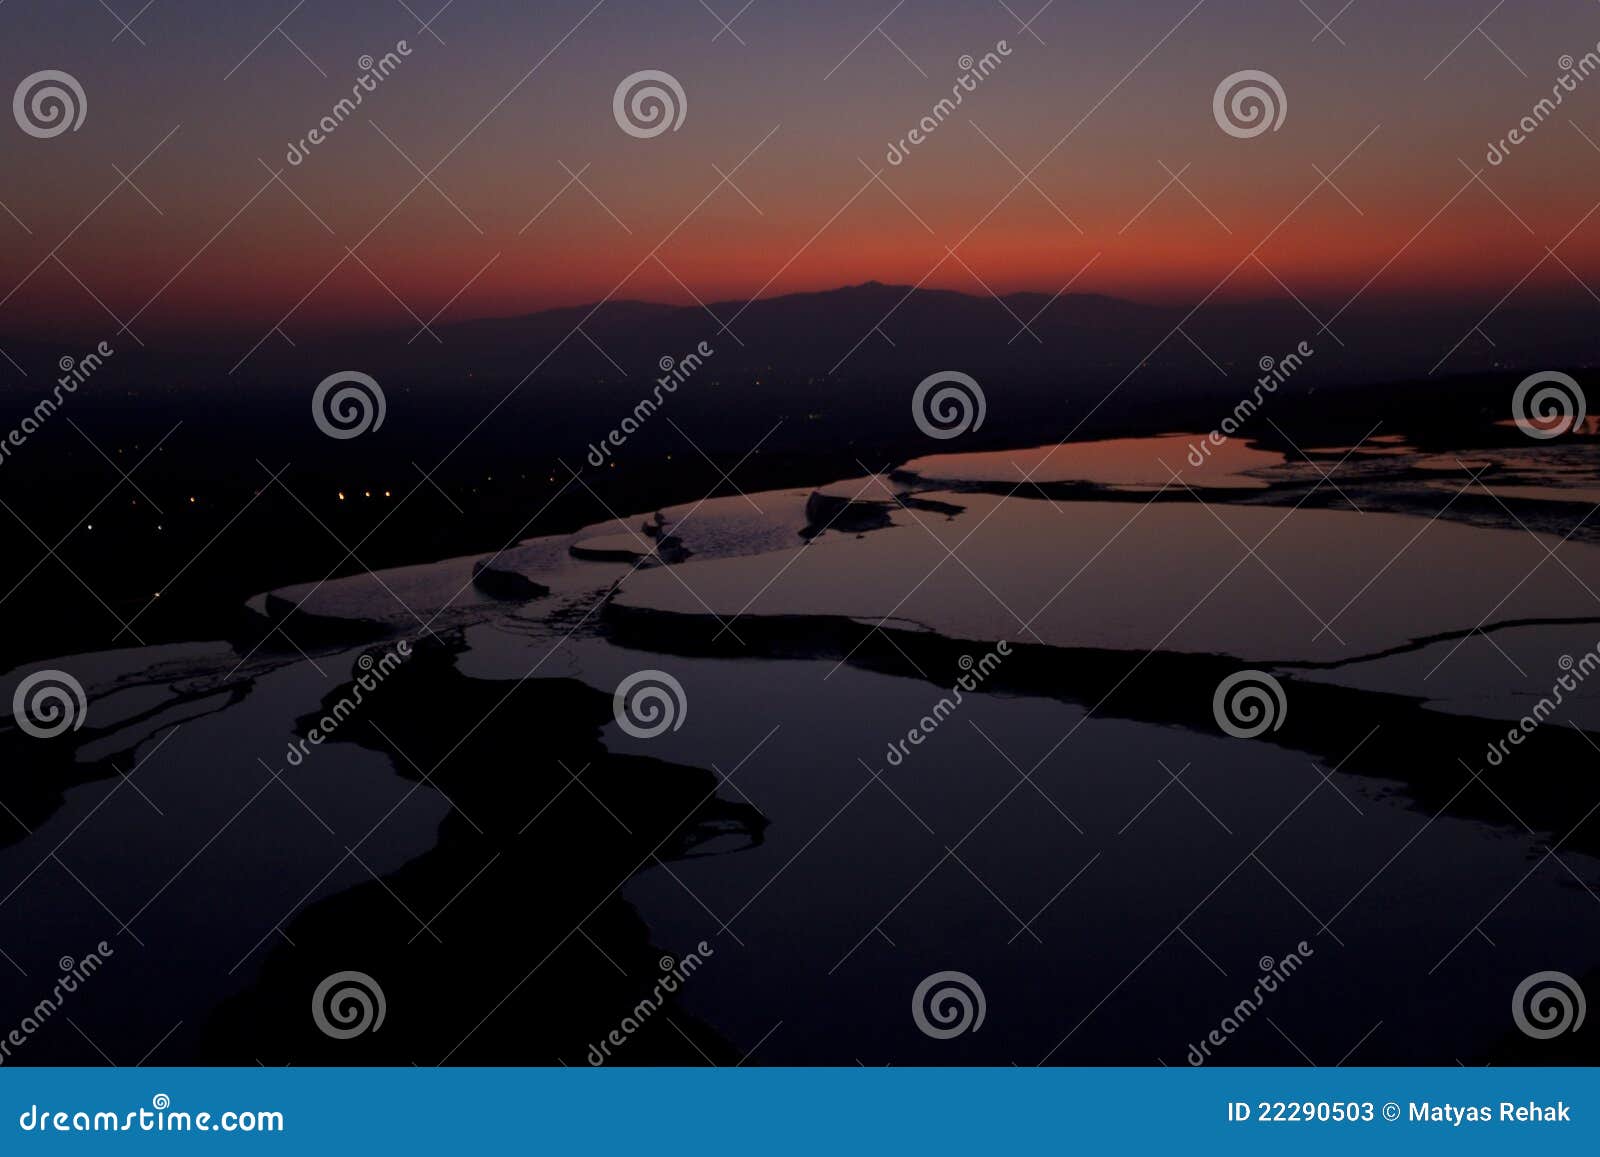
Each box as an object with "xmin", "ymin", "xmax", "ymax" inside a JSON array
[
  {"xmin": 2, "ymin": 281, "xmax": 1596, "ymax": 391},
  {"xmin": 304, "ymin": 281, "xmax": 1600, "ymax": 389}
]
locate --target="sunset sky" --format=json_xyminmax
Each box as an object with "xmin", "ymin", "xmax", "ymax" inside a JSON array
[{"xmin": 4, "ymin": 0, "xmax": 1600, "ymax": 338}]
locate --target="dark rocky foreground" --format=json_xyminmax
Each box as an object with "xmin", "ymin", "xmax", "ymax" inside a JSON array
[{"xmin": 201, "ymin": 638, "xmax": 765, "ymax": 1065}]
